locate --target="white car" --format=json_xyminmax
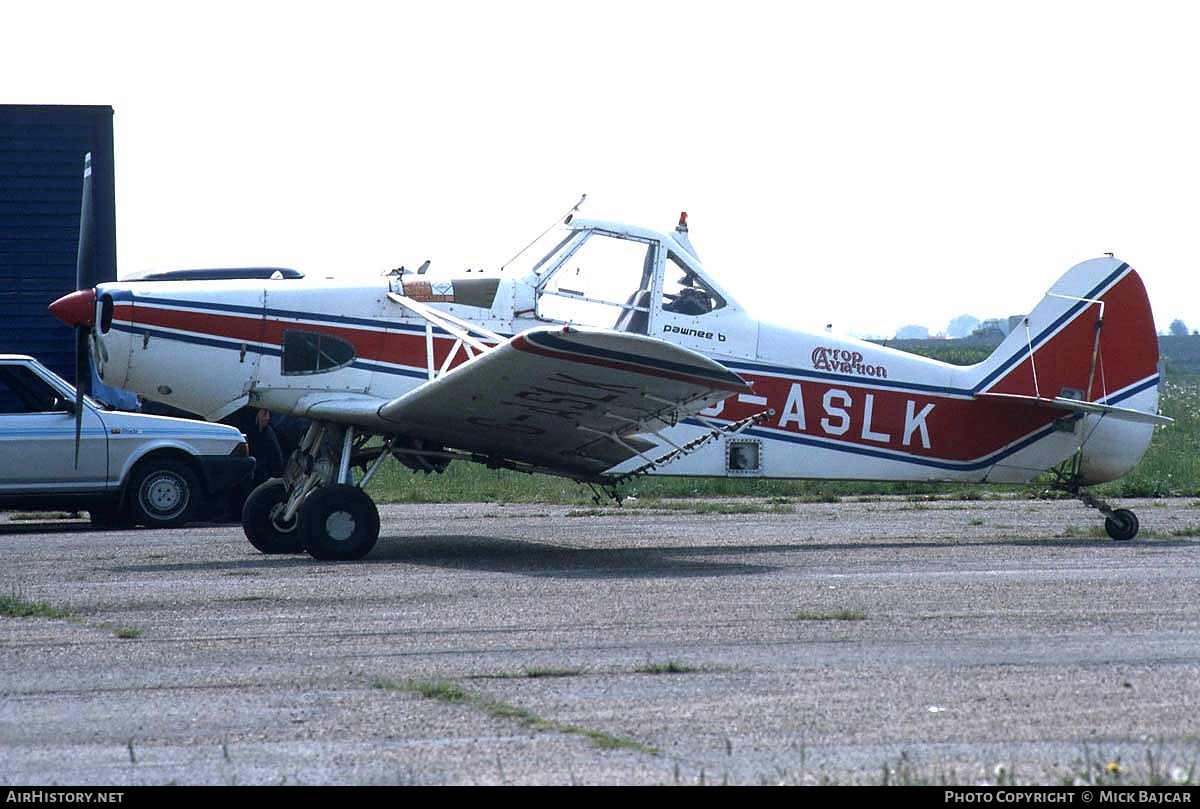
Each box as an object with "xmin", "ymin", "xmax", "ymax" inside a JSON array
[{"xmin": 0, "ymin": 355, "xmax": 253, "ymax": 528}]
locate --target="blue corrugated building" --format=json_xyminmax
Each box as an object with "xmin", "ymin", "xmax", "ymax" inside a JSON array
[{"xmin": 0, "ymin": 104, "xmax": 116, "ymax": 382}]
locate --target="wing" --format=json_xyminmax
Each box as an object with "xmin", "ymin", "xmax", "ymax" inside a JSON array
[{"xmin": 296, "ymin": 325, "xmax": 750, "ymax": 479}]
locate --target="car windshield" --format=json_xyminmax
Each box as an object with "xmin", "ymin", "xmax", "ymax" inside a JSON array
[{"xmin": 0, "ymin": 364, "xmax": 90, "ymax": 413}]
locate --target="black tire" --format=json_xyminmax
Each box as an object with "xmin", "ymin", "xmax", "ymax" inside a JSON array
[
  {"xmin": 242, "ymin": 478, "xmax": 304, "ymax": 554},
  {"xmin": 127, "ymin": 457, "xmax": 200, "ymax": 528},
  {"xmin": 1105, "ymin": 508, "xmax": 1139, "ymax": 541},
  {"xmin": 298, "ymin": 484, "xmax": 380, "ymax": 561},
  {"xmin": 89, "ymin": 501, "xmax": 132, "ymax": 530}
]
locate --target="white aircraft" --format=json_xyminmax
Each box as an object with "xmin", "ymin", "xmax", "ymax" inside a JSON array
[{"xmin": 51, "ymin": 198, "xmax": 1170, "ymax": 560}]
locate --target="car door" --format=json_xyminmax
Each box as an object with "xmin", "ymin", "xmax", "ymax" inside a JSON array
[{"xmin": 0, "ymin": 362, "xmax": 108, "ymax": 494}]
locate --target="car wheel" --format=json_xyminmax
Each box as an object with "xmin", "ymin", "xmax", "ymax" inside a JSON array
[
  {"xmin": 242, "ymin": 478, "xmax": 304, "ymax": 554},
  {"xmin": 128, "ymin": 457, "xmax": 200, "ymax": 528}
]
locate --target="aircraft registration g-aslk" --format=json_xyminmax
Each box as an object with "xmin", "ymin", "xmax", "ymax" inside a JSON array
[{"xmin": 51, "ymin": 200, "xmax": 1170, "ymax": 561}]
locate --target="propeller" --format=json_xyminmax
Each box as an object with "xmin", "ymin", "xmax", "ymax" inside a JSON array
[{"xmin": 48, "ymin": 153, "xmax": 98, "ymax": 467}]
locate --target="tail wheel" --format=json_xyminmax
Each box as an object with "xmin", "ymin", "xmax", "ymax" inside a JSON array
[
  {"xmin": 128, "ymin": 457, "xmax": 199, "ymax": 528},
  {"xmin": 298, "ymin": 484, "xmax": 380, "ymax": 561},
  {"xmin": 242, "ymin": 478, "xmax": 304, "ymax": 554},
  {"xmin": 1104, "ymin": 508, "xmax": 1139, "ymax": 542}
]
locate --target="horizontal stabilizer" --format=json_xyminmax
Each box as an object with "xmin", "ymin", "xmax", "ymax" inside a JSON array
[{"xmin": 974, "ymin": 391, "xmax": 1172, "ymax": 426}]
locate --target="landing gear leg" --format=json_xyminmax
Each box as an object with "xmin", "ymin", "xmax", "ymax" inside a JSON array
[
  {"xmin": 1066, "ymin": 486, "xmax": 1140, "ymax": 542},
  {"xmin": 1049, "ymin": 452, "xmax": 1140, "ymax": 542}
]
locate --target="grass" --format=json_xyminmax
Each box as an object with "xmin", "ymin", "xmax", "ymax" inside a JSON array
[
  {"xmin": 640, "ymin": 500, "xmax": 796, "ymax": 515},
  {"xmin": 375, "ymin": 678, "xmax": 657, "ymax": 755},
  {"xmin": 403, "ymin": 680, "xmax": 468, "ymax": 704},
  {"xmin": 895, "ymin": 342, "xmax": 996, "ymax": 367},
  {"xmin": 365, "ymin": 460, "xmax": 1011, "ymax": 506},
  {"xmin": 568, "ymin": 500, "xmax": 795, "ymax": 517},
  {"xmin": 115, "ymin": 627, "xmax": 141, "ymax": 639},
  {"xmin": 788, "ymin": 609, "xmax": 867, "ymax": 622},
  {"xmin": 1054, "ymin": 746, "xmax": 1196, "ymax": 787},
  {"xmin": 467, "ymin": 666, "xmax": 587, "ymax": 681},
  {"xmin": 765, "ymin": 748, "xmax": 1198, "ymax": 786},
  {"xmin": 566, "ymin": 508, "xmax": 630, "ymax": 518},
  {"xmin": 7, "ymin": 511, "xmax": 82, "ymax": 521},
  {"xmin": 0, "ymin": 590, "xmax": 71, "ymax": 619},
  {"xmin": 1059, "ymin": 524, "xmax": 1109, "ymax": 539},
  {"xmin": 634, "ymin": 661, "xmax": 696, "ymax": 675},
  {"xmin": 1093, "ymin": 373, "xmax": 1200, "ymax": 498}
]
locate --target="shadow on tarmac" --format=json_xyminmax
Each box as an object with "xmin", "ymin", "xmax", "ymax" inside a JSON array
[{"xmin": 104, "ymin": 529, "xmax": 1198, "ymax": 580}]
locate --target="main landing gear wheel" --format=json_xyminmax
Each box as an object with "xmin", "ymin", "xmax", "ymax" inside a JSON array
[
  {"xmin": 242, "ymin": 478, "xmax": 304, "ymax": 554},
  {"xmin": 298, "ymin": 484, "xmax": 380, "ymax": 561},
  {"xmin": 1104, "ymin": 508, "xmax": 1139, "ymax": 542}
]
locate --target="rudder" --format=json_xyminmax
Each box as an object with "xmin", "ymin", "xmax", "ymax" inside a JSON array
[
  {"xmin": 969, "ymin": 257, "xmax": 1162, "ymax": 482},
  {"xmin": 972, "ymin": 257, "xmax": 1159, "ymax": 407}
]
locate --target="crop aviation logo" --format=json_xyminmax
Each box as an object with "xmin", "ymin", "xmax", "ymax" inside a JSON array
[{"xmin": 811, "ymin": 347, "xmax": 888, "ymax": 378}]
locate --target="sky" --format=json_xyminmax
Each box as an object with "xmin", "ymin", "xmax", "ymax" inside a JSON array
[{"xmin": 4, "ymin": 0, "xmax": 1199, "ymax": 338}]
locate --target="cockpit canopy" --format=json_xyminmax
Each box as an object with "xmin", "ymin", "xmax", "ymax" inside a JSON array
[{"xmin": 508, "ymin": 218, "xmax": 733, "ymax": 335}]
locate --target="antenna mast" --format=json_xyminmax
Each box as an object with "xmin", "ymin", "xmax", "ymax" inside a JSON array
[{"xmin": 500, "ymin": 194, "xmax": 586, "ymax": 272}]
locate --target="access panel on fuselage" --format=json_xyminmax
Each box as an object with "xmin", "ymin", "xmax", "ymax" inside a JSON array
[{"xmin": 254, "ymin": 283, "xmax": 387, "ymax": 398}]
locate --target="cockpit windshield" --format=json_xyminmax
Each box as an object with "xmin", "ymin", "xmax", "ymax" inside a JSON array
[
  {"xmin": 520, "ymin": 223, "xmax": 728, "ymax": 335},
  {"xmin": 533, "ymin": 230, "xmax": 657, "ymax": 334}
]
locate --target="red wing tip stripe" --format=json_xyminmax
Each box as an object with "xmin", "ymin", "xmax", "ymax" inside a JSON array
[{"xmin": 514, "ymin": 333, "xmax": 750, "ymax": 394}]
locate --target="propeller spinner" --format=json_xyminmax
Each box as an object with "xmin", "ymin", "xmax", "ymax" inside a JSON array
[{"xmin": 48, "ymin": 288, "xmax": 97, "ymax": 329}]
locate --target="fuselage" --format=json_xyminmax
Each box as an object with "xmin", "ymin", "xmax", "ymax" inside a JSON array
[{"xmin": 86, "ymin": 218, "xmax": 1160, "ymax": 486}]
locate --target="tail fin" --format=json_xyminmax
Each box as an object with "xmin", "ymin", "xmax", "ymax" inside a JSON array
[{"xmin": 969, "ymin": 256, "xmax": 1164, "ymax": 482}]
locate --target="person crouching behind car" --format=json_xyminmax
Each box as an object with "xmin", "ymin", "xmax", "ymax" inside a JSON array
[{"xmin": 222, "ymin": 407, "xmax": 285, "ymax": 521}]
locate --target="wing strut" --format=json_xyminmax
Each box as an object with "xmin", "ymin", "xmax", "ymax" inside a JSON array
[{"xmin": 386, "ymin": 292, "xmax": 504, "ymax": 379}]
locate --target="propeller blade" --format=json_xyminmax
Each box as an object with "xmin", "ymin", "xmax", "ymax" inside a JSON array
[
  {"xmin": 76, "ymin": 154, "xmax": 94, "ymax": 287},
  {"xmin": 74, "ymin": 327, "xmax": 86, "ymax": 468},
  {"xmin": 73, "ymin": 152, "xmax": 95, "ymax": 467},
  {"xmin": 74, "ymin": 153, "xmax": 95, "ymax": 401}
]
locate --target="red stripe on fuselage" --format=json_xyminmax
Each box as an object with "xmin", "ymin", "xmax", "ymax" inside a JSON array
[
  {"xmin": 712, "ymin": 374, "xmax": 1065, "ymax": 461},
  {"xmin": 119, "ymin": 303, "xmax": 485, "ymax": 372}
]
